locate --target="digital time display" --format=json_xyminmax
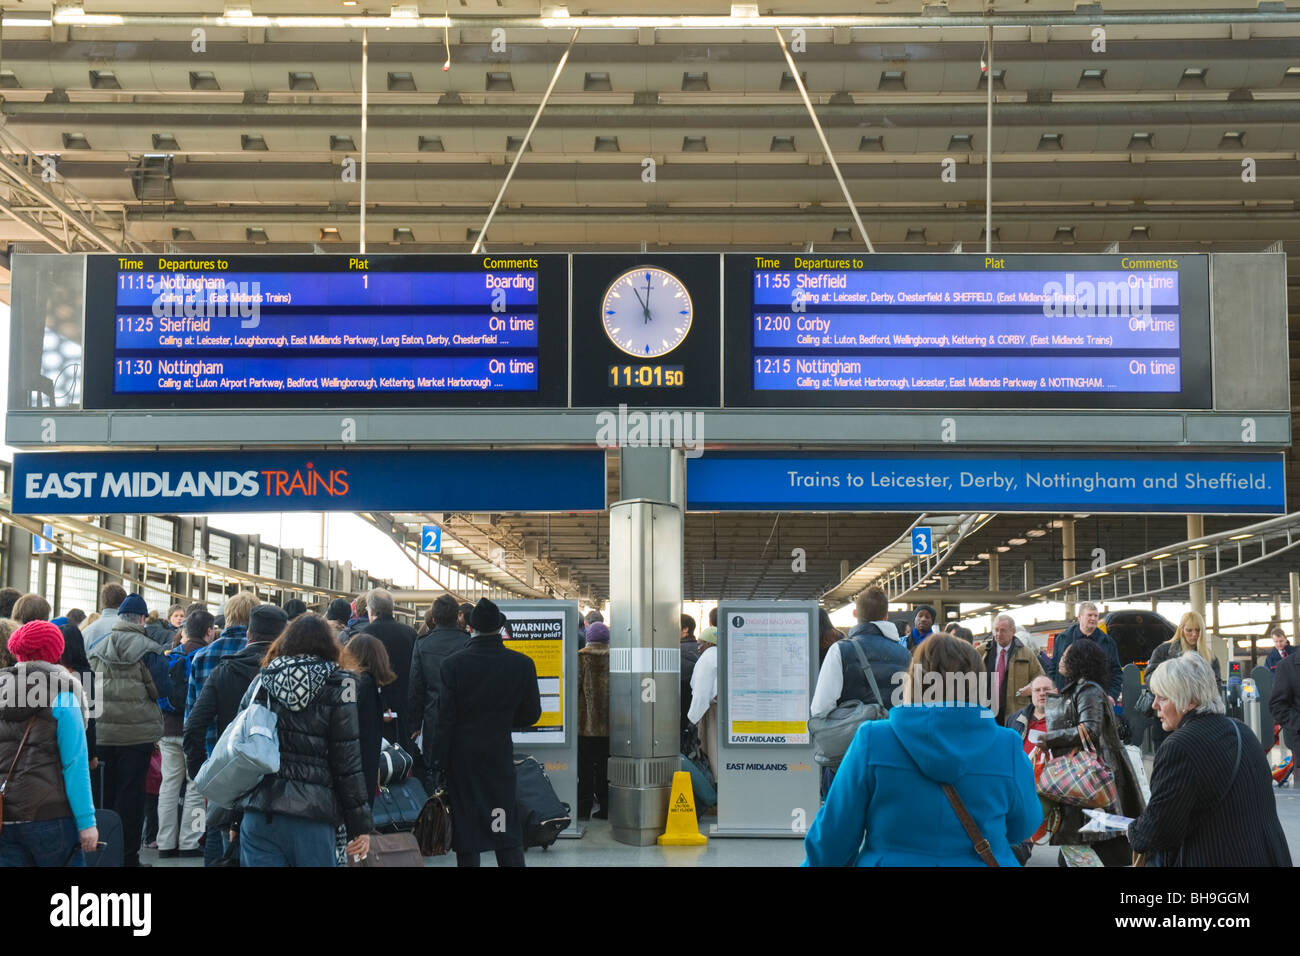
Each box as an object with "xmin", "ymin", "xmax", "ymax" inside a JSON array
[
  {"xmin": 84, "ymin": 254, "xmax": 569, "ymax": 409},
  {"xmin": 607, "ymin": 365, "xmax": 685, "ymax": 388}
]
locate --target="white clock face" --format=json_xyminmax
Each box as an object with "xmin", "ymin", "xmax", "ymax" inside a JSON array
[{"xmin": 600, "ymin": 267, "xmax": 693, "ymax": 358}]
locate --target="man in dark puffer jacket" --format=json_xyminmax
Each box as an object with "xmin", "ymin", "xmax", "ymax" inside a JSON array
[{"xmin": 232, "ymin": 615, "xmax": 371, "ymax": 866}]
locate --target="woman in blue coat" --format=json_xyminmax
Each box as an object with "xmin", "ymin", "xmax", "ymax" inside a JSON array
[{"xmin": 804, "ymin": 634, "xmax": 1041, "ymax": 866}]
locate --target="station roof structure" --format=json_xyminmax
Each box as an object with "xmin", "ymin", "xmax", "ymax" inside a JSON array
[{"xmin": 0, "ymin": 0, "xmax": 1298, "ymax": 612}]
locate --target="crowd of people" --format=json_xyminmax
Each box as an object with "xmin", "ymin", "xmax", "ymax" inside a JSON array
[
  {"xmin": 0, "ymin": 582, "xmax": 543, "ymax": 868},
  {"xmin": 796, "ymin": 589, "xmax": 1291, "ymax": 866},
  {"xmin": 1, "ymin": 577, "xmax": 1295, "ymax": 868}
]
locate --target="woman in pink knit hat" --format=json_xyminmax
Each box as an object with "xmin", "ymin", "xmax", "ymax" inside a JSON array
[{"xmin": 0, "ymin": 620, "xmax": 98, "ymax": 867}]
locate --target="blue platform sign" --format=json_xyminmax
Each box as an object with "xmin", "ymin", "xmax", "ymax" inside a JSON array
[
  {"xmin": 687, "ymin": 453, "xmax": 1286, "ymax": 515},
  {"xmin": 31, "ymin": 523, "xmax": 55, "ymax": 554},
  {"xmin": 421, "ymin": 524, "xmax": 442, "ymax": 554},
  {"xmin": 12, "ymin": 450, "xmax": 606, "ymax": 515},
  {"xmin": 912, "ymin": 527, "xmax": 932, "ymax": 556}
]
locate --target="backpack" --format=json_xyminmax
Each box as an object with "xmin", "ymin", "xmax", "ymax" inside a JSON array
[{"xmin": 158, "ymin": 645, "xmax": 201, "ymax": 715}]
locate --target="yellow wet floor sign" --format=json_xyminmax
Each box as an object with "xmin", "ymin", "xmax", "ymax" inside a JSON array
[{"xmin": 658, "ymin": 770, "xmax": 708, "ymax": 846}]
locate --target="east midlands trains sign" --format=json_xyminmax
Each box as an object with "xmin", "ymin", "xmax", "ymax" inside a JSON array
[{"xmin": 11, "ymin": 450, "xmax": 606, "ymax": 514}]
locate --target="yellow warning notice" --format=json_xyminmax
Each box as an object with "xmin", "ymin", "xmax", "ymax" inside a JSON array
[
  {"xmin": 505, "ymin": 609, "xmax": 566, "ymax": 744},
  {"xmin": 731, "ymin": 721, "xmax": 807, "ymax": 734}
]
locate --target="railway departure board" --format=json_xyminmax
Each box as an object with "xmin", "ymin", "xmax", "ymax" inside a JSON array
[
  {"xmin": 81, "ymin": 252, "xmax": 1213, "ymax": 412},
  {"xmin": 723, "ymin": 253, "xmax": 1211, "ymax": 409},
  {"xmin": 83, "ymin": 254, "xmax": 569, "ymax": 408}
]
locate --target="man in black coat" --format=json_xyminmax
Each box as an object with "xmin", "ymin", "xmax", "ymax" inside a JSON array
[
  {"xmin": 1270, "ymin": 649, "xmax": 1300, "ymax": 754},
  {"xmin": 361, "ymin": 589, "xmax": 419, "ymax": 751},
  {"xmin": 408, "ymin": 593, "xmax": 471, "ymax": 786},
  {"xmin": 434, "ymin": 598, "xmax": 542, "ymax": 868}
]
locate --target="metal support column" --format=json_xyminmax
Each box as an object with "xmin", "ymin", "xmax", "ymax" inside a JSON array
[
  {"xmin": 360, "ymin": 28, "xmax": 368, "ymax": 254},
  {"xmin": 984, "ymin": 23, "xmax": 993, "ymax": 253},
  {"xmin": 1211, "ymin": 584, "xmax": 1225, "ymax": 676},
  {"xmin": 608, "ymin": 447, "xmax": 683, "ymax": 846},
  {"xmin": 1290, "ymin": 572, "xmax": 1299, "ymax": 641},
  {"xmin": 1061, "ymin": 519, "xmax": 1076, "ymax": 618},
  {"xmin": 1187, "ymin": 515, "xmax": 1205, "ymax": 619}
]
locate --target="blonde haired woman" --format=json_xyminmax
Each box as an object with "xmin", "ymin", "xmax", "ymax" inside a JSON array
[{"xmin": 1144, "ymin": 610, "xmax": 1221, "ymax": 750}]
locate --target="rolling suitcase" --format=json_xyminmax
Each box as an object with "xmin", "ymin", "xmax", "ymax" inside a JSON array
[
  {"xmin": 513, "ymin": 754, "xmax": 570, "ymax": 850},
  {"xmin": 83, "ymin": 809, "xmax": 124, "ymax": 867}
]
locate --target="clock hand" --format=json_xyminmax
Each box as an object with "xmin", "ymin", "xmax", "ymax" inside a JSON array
[{"xmin": 630, "ymin": 284, "xmax": 651, "ymax": 323}]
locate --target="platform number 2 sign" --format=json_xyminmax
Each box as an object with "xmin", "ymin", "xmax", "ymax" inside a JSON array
[{"xmin": 421, "ymin": 524, "xmax": 442, "ymax": 555}]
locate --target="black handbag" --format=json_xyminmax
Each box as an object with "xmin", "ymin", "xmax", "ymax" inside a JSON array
[
  {"xmin": 378, "ymin": 739, "xmax": 413, "ymax": 787},
  {"xmin": 414, "ymin": 788, "xmax": 453, "ymax": 856},
  {"xmin": 372, "ymin": 776, "xmax": 428, "ymax": 833}
]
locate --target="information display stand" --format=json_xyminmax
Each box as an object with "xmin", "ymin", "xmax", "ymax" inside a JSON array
[
  {"xmin": 496, "ymin": 600, "xmax": 583, "ymax": 839},
  {"xmin": 709, "ymin": 601, "xmax": 820, "ymax": 839}
]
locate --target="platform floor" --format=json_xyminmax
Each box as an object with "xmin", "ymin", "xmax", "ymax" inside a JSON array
[{"xmin": 143, "ymin": 784, "xmax": 1300, "ymax": 868}]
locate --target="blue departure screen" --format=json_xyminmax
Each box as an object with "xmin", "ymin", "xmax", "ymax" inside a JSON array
[
  {"xmin": 743, "ymin": 257, "xmax": 1191, "ymax": 396},
  {"xmin": 105, "ymin": 256, "xmax": 550, "ymax": 399}
]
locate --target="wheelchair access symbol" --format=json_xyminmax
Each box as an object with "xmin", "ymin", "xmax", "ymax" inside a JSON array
[
  {"xmin": 421, "ymin": 524, "xmax": 442, "ymax": 554},
  {"xmin": 911, "ymin": 528, "xmax": 932, "ymax": 556}
]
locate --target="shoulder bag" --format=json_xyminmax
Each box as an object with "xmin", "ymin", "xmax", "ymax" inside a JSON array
[
  {"xmin": 414, "ymin": 786, "xmax": 453, "ymax": 856},
  {"xmin": 940, "ymin": 783, "xmax": 999, "ymax": 867},
  {"xmin": 0, "ymin": 716, "xmax": 37, "ymax": 835},
  {"xmin": 193, "ymin": 679, "xmax": 280, "ymax": 809},
  {"xmin": 808, "ymin": 638, "xmax": 888, "ymax": 769},
  {"xmin": 1038, "ymin": 723, "xmax": 1119, "ymax": 809}
]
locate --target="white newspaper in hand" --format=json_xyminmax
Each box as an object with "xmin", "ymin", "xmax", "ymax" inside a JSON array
[{"xmin": 1079, "ymin": 808, "xmax": 1136, "ymax": 833}]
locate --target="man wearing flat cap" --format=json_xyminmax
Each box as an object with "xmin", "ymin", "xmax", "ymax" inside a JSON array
[{"xmin": 434, "ymin": 598, "xmax": 542, "ymax": 867}]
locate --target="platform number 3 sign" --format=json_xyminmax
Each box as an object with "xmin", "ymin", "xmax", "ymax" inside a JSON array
[{"xmin": 912, "ymin": 528, "xmax": 932, "ymax": 557}]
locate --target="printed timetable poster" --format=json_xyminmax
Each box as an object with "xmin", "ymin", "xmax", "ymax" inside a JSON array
[
  {"xmin": 726, "ymin": 610, "xmax": 811, "ymax": 745},
  {"xmin": 506, "ymin": 609, "xmax": 565, "ymax": 745}
]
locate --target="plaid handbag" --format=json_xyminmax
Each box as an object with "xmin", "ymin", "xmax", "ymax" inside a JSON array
[{"xmin": 1037, "ymin": 724, "xmax": 1118, "ymax": 810}]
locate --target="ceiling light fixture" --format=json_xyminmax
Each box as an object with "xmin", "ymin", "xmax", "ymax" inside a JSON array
[
  {"xmin": 1007, "ymin": 537, "xmax": 1027, "ymax": 546},
  {"xmin": 1026, "ymin": 529, "xmax": 1047, "ymax": 537},
  {"xmin": 1152, "ymin": 552, "xmax": 1172, "ymax": 560}
]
